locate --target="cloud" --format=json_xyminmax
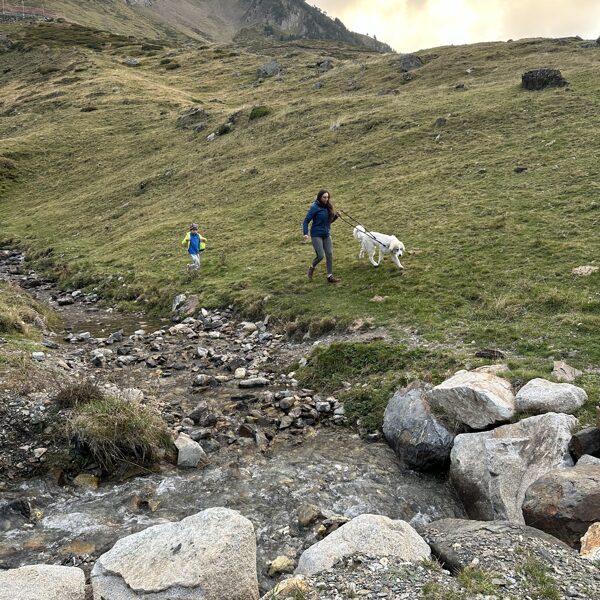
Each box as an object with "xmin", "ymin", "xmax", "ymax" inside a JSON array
[{"xmin": 313, "ymin": 0, "xmax": 600, "ymax": 52}]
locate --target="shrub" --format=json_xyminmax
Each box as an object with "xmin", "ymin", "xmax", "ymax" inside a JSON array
[
  {"xmin": 217, "ymin": 123, "xmax": 232, "ymax": 135},
  {"xmin": 165, "ymin": 62, "xmax": 181, "ymax": 70},
  {"xmin": 54, "ymin": 381, "xmax": 105, "ymax": 408},
  {"xmin": 68, "ymin": 396, "xmax": 173, "ymax": 472},
  {"xmin": 249, "ymin": 105, "xmax": 272, "ymax": 120}
]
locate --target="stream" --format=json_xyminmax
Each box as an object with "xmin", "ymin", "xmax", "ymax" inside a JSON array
[{"xmin": 0, "ymin": 250, "xmax": 466, "ymax": 590}]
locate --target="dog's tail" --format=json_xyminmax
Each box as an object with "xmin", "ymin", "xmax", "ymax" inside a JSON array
[{"xmin": 353, "ymin": 225, "xmax": 365, "ymax": 241}]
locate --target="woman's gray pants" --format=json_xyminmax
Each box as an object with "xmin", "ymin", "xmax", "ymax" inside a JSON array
[{"xmin": 311, "ymin": 236, "xmax": 333, "ymax": 274}]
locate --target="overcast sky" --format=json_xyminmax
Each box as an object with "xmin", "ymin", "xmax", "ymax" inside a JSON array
[{"xmin": 313, "ymin": 0, "xmax": 600, "ymax": 52}]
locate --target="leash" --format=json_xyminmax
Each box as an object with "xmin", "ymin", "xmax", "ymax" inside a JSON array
[{"xmin": 336, "ymin": 209, "xmax": 388, "ymax": 249}]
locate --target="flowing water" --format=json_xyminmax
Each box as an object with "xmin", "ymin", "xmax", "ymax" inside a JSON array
[{"xmin": 0, "ymin": 251, "xmax": 466, "ymax": 588}]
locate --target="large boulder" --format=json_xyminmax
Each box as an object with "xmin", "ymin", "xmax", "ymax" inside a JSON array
[
  {"xmin": 522, "ymin": 464, "xmax": 600, "ymax": 548},
  {"xmin": 383, "ymin": 381, "xmax": 454, "ymax": 471},
  {"xmin": 91, "ymin": 507, "xmax": 259, "ymax": 600},
  {"xmin": 256, "ymin": 60, "xmax": 281, "ymax": 79},
  {"xmin": 295, "ymin": 514, "xmax": 430, "ymax": 577},
  {"xmin": 450, "ymin": 413, "xmax": 576, "ymax": 522},
  {"xmin": 398, "ymin": 54, "xmax": 422, "ymax": 72},
  {"xmin": 522, "ymin": 68, "xmax": 568, "ymax": 90},
  {"xmin": 0, "ymin": 565, "xmax": 86, "ymax": 600},
  {"xmin": 569, "ymin": 427, "xmax": 600, "ymax": 460},
  {"xmin": 515, "ymin": 378, "xmax": 587, "ymax": 415},
  {"xmin": 580, "ymin": 522, "xmax": 600, "ymax": 561},
  {"xmin": 429, "ymin": 370, "xmax": 515, "ymax": 430}
]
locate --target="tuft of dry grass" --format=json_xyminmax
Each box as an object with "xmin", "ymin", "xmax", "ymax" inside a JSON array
[{"xmin": 67, "ymin": 396, "xmax": 174, "ymax": 472}]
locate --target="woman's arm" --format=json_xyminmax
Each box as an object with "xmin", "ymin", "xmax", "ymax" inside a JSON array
[{"xmin": 303, "ymin": 205, "xmax": 317, "ymax": 236}]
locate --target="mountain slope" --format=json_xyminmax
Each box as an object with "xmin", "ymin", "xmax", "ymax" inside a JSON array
[
  {"xmin": 20, "ymin": 0, "xmax": 391, "ymax": 49},
  {"xmin": 1, "ymin": 22, "xmax": 599, "ymax": 371}
]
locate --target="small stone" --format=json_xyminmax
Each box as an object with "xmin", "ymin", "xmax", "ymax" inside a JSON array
[
  {"xmin": 31, "ymin": 352, "xmax": 45, "ymax": 361},
  {"xmin": 33, "ymin": 448, "xmax": 48, "ymax": 459},
  {"xmin": 297, "ymin": 503, "xmax": 322, "ymax": 527},
  {"xmin": 73, "ymin": 474, "xmax": 99, "ymax": 490},
  {"xmin": 268, "ymin": 555, "xmax": 295, "ymax": 576},
  {"xmin": 234, "ymin": 367, "xmax": 247, "ymax": 379}
]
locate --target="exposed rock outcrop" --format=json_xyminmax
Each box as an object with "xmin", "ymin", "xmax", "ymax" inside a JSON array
[
  {"xmin": 522, "ymin": 464, "xmax": 600, "ymax": 548},
  {"xmin": 450, "ymin": 413, "xmax": 576, "ymax": 522}
]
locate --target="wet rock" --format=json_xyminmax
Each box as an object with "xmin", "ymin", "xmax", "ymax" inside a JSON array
[
  {"xmin": 192, "ymin": 374, "xmax": 217, "ymax": 387},
  {"xmin": 383, "ymin": 381, "xmax": 454, "ymax": 471},
  {"xmin": 91, "ymin": 508, "xmax": 259, "ymax": 600},
  {"xmin": 0, "ymin": 564, "xmax": 86, "ymax": 600},
  {"xmin": 429, "ymin": 369, "xmax": 515, "ymax": 429},
  {"xmin": 175, "ymin": 433, "xmax": 207, "ymax": 468},
  {"xmin": 0, "ymin": 498, "xmax": 31, "ymax": 531},
  {"xmin": 72, "ymin": 474, "xmax": 99, "ymax": 490},
  {"xmin": 522, "ymin": 464, "xmax": 600, "ymax": 547},
  {"xmin": 107, "ymin": 330, "xmax": 123, "ymax": 344},
  {"xmin": 450, "ymin": 413, "xmax": 576, "ymax": 522},
  {"xmin": 296, "ymin": 514, "xmax": 430, "ymax": 577},
  {"xmin": 553, "ymin": 360, "xmax": 583, "ymax": 382},
  {"xmin": 239, "ymin": 377, "xmax": 270, "ymax": 388},
  {"xmin": 515, "ymin": 378, "xmax": 587, "ymax": 415}
]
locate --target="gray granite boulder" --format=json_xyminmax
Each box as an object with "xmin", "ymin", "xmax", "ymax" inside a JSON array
[
  {"xmin": 91, "ymin": 507, "xmax": 259, "ymax": 599},
  {"xmin": 450, "ymin": 413, "xmax": 576, "ymax": 522},
  {"xmin": 0, "ymin": 565, "xmax": 85, "ymax": 600},
  {"xmin": 429, "ymin": 370, "xmax": 515, "ymax": 430},
  {"xmin": 516, "ymin": 378, "xmax": 587, "ymax": 415},
  {"xmin": 398, "ymin": 54, "xmax": 422, "ymax": 72},
  {"xmin": 522, "ymin": 464, "xmax": 600, "ymax": 548},
  {"xmin": 383, "ymin": 381, "xmax": 454, "ymax": 471},
  {"xmin": 295, "ymin": 514, "xmax": 430, "ymax": 577}
]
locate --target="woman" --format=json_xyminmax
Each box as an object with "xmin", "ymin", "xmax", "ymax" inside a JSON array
[{"xmin": 302, "ymin": 189, "xmax": 340, "ymax": 283}]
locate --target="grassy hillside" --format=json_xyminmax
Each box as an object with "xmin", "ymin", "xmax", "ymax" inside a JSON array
[{"xmin": 1, "ymin": 22, "xmax": 599, "ymax": 374}]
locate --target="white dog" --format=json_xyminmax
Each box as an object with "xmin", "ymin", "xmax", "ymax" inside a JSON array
[{"xmin": 353, "ymin": 225, "xmax": 405, "ymax": 269}]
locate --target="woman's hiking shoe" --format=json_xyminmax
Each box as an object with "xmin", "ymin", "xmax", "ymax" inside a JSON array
[
  {"xmin": 327, "ymin": 275, "xmax": 340, "ymax": 284},
  {"xmin": 307, "ymin": 265, "xmax": 315, "ymax": 280}
]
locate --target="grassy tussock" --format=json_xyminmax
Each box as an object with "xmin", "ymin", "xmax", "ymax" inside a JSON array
[
  {"xmin": 0, "ymin": 281, "xmax": 58, "ymax": 335},
  {"xmin": 54, "ymin": 380, "xmax": 105, "ymax": 408},
  {"xmin": 68, "ymin": 396, "xmax": 173, "ymax": 472}
]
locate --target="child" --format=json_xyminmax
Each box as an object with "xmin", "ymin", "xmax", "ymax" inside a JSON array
[{"xmin": 182, "ymin": 223, "xmax": 207, "ymax": 271}]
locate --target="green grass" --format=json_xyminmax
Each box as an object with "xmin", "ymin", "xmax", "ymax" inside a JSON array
[
  {"xmin": 67, "ymin": 395, "xmax": 174, "ymax": 472},
  {"xmin": 0, "ymin": 281, "xmax": 60, "ymax": 335},
  {"xmin": 515, "ymin": 550, "xmax": 561, "ymax": 600},
  {"xmin": 297, "ymin": 341, "xmax": 464, "ymax": 431},
  {"xmin": 1, "ymin": 24, "xmax": 600, "ymax": 385}
]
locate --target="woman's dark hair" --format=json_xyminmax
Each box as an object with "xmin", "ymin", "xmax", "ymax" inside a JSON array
[{"xmin": 316, "ymin": 189, "xmax": 336, "ymax": 223}]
